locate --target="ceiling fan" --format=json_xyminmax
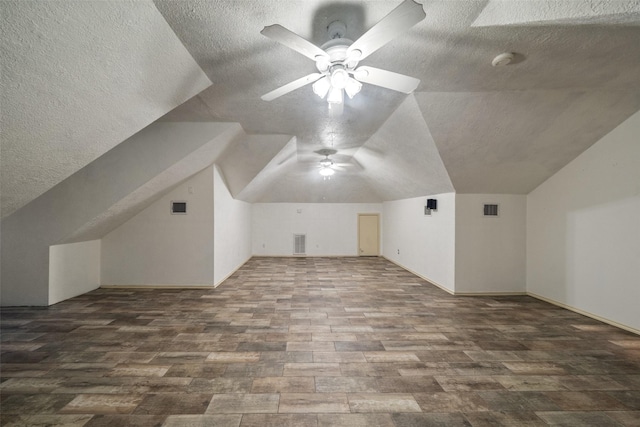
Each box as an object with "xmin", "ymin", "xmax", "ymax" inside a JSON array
[
  {"xmin": 318, "ymin": 149, "xmax": 338, "ymax": 177},
  {"xmin": 300, "ymin": 149, "xmax": 361, "ymax": 178},
  {"xmin": 260, "ymin": 0, "xmax": 426, "ymax": 105}
]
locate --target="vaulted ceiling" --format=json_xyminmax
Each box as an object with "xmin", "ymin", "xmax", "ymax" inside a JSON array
[{"xmin": 2, "ymin": 0, "xmax": 640, "ymax": 219}]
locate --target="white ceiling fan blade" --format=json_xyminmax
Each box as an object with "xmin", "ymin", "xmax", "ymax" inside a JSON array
[
  {"xmin": 354, "ymin": 66, "xmax": 420, "ymax": 94},
  {"xmin": 347, "ymin": 0, "xmax": 426, "ymax": 61},
  {"xmin": 261, "ymin": 24, "xmax": 329, "ymax": 61},
  {"xmin": 261, "ymin": 73, "xmax": 324, "ymax": 101}
]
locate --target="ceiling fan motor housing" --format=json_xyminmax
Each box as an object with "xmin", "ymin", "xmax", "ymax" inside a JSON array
[
  {"xmin": 317, "ymin": 38, "xmax": 358, "ymax": 73},
  {"xmin": 327, "ymin": 20, "xmax": 347, "ymax": 40}
]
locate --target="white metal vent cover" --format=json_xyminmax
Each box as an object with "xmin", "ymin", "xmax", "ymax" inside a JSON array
[
  {"xmin": 293, "ymin": 234, "xmax": 306, "ymax": 255},
  {"xmin": 483, "ymin": 204, "xmax": 499, "ymax": 217}
]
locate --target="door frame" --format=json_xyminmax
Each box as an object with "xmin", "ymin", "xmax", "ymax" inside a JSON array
[{"xmin": 357, "ymin": 213, "xmax": 380, "ymax": 256}]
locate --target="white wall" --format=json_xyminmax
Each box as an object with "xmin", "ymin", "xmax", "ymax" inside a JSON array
[
  {"xmin": 527, "ymin": 110, "xmax": 640, "ymax": 331},
  {"xmin": 383, "ymin": 193, "xmax": 456, "ymax": 293},
  {"xmin": 49, "ymin": 240, "xmax": 101, "ymax": 305},
  {"xmin": 252, "ymin": 203, "xmax": 382, "ymax": 256},
  {"xmin": 455, "ymin": 194, "xmax": 527, "ymax": 294},
  {"xmin": 1, "ymin": 122, "xmax": 239, "ymax": 306},
  {"xmin": 101, "ymin": 166, "xmax": 214, "ymax": 286},
  {"xmin": 213, "ymin": 166, "xmax": 252, "ymax": 285}
]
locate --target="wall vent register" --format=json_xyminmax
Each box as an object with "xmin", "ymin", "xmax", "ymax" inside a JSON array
[
  {"xmin": 293, "ymin": 234, "xmax": 306, "ymax": 255},
  {"xmin": 171, "ymin": 201, "xmax": 187, "ymax": 214},
  {"xmin": 483, "ymin": 204, "xmax": 499, "ymax": 217}
]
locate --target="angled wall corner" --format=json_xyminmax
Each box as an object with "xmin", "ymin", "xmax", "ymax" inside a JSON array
[
  {"xmin": 213, "ymin": 165, "xmax": 252, "ymax": 286},
  {"xmin": 527, "ymin": 109, "xmax": 640, "ymax": 332},
  {"xmin": 49, "ymin": 240, "xmax": 101, "ymax": 306},
  {"xmin": 382, "ymin": 193, "xmax": 457, "ymax": 293},
  {"xmin": 1, "ymin": 121, "xmax": 242, "ymax": 306}
]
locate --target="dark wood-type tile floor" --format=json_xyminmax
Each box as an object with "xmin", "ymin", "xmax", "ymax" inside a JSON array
[{"xmin": 1, "ymin": 257, "xmax": 639, "ymax": 426}]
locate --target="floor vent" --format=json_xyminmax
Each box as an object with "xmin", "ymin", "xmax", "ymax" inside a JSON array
[
  {"xmin": 484, "ymin": 204, "xmax": 499, "ymax": 217},
  {"xmin": 293, "ymin": 234, "xmax": 306, "ymax": 255}
]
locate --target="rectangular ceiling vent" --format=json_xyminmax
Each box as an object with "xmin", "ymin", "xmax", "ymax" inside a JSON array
[
  {"xmin": 293, "ymin": 234, "xmax": 306, "ymax": 255},
  {"xmin": 483, "ymin": 204, "xmax": 499, "ymax": 217}
]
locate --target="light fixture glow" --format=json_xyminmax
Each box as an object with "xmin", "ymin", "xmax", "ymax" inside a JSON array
[
  {"xmin": 319, "ymin": 166, "xmax": 335, "ymax": 177},
  {"xmin": 344, "ymin": 77, "xmax": 362, "ymax": 99},
  {"xmin": 330, "ymin": 68, "xmax": 349, "ymax": 89},
  {"xmin": 327, "ymin": 86, "xmax": 344, "ymax": 104},
  {"xmin": 312, "ymin": 77, "xmax": 330, "ymax": 99}
]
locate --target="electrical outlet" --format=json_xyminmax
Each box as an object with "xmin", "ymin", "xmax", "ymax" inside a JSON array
[{"xmin": 397, "ymin": 249, "xmax": 400, "ymax": 254}]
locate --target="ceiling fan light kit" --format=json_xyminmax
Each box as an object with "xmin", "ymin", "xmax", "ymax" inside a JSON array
[
  {"xmin": 260, "ymin": 0, "xmax": 426, "ymax": 106},
  {"xmin": 312, "ymin": 77, "xmax": 331, "ymax": 98},
  {"xmin": 319, "ymin": 166, "xmax": 335, "ymax": 177},
  {"xmin": 317, "ymin": 150, "xmax": 337, "ymax": 178}
]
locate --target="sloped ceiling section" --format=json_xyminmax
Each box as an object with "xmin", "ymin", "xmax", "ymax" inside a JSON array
[
  {"xmin": 416, "ymin": 90, "xmax": 640, "ymax": 194},
  {"xmin": 231, "ymin": 137, "xmax": 299, "ymax": 203},
  {"xmin": 1, "ymin": 121, "xmax": 241, "ymax": 306},
  {"xmin": 355, "ymin": 95, "xmax": 454, "ymax": 200},
  {"xmin": 0, "ymin": 0, "xmax": 212, "ymax": 218},
  {"xmin": 151, "ymin": 0, "xmax": 640, "ymax": 201},
  {"xmin": 216, "ymin": 134, "xmax": 296, "ymax": 200},
  {"xmin": 3, "ymin": 0, "xmax": 640, "ymax": 214},
  {"xmin": 64, "ymin": 123, "xmax": 243, "ymax": 243},
  {"xmin": 473, "ymin": 0, "xmax": 640, "ymax": 26}
]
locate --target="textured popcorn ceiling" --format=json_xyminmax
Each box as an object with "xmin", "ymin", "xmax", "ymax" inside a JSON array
[
  {"xmin": 154, "ymin": 0, "xmax": 640, "ymax": 201},
  {"xmin": 0, "ymin": 0, "xmax": 211, "ymax": 218},
  {"xmin": 2, "ymin": 0, "xmax": 640, "ymax": 215}
]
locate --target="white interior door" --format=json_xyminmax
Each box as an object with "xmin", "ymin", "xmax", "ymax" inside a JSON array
[{"xmin": 358, "ymin": 214, "xmax": 379, "ymax": 256}]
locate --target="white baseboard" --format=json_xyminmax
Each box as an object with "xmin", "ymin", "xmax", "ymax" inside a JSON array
[
  {"xmin": 251, "ymin": 254, "xmax": 358, "ymax": 258},
  {"xmin": 527, "ymin": 292, "xmax": 640, "ymax": 336},
  {"xmin": 213, "ymin": 256, "xmax": 252, "ymax": 288},
  {"xmin": 454, "ymin": 291, "xmax": 528, "ymax": 296},
  {"xmin": 381, "ymin": 256, "xmax": 455, "ymax": 295},
  {"xmin": 100, "ymin": 284, "xmax": 213, "ymax": 289}
]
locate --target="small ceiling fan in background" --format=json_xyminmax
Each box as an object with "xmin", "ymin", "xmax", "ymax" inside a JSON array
[
  {"xmin": 295, "ymin": 149, "xmax": 362, "ymax": 178},
  {"xmin": 260, "ymin": 0, "xmax": 426, "ymax": 106}
]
